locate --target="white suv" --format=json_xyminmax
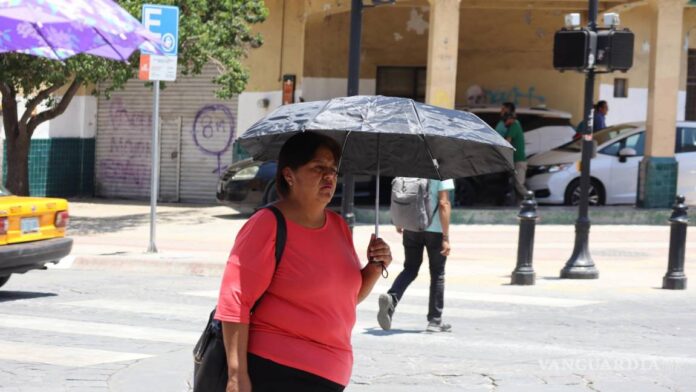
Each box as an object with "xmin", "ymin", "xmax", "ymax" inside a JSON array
[
  {"xmin": 466, "ymin": 106, "xmax": 577, "ymax": 157},
  {"xmin": 451, "ymin": 106, "xmax": 577, "ymax": 206}
]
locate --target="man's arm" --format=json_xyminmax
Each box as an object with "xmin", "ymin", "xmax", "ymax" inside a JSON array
[{"xmin": 437, "ymin": 190, "xmax": 451, "ymax": 256}]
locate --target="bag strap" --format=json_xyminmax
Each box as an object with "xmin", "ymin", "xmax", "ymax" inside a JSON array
[
  {"xmin": 249, "ymin": 205, "xmax": 287, "ymax": 314},
  {"xmin": 425, "ymin": 180, "xmax": 439, "ymax": 224}
]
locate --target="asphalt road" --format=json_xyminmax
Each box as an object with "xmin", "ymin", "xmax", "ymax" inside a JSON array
[{"xmin": 1, "ymin": 266, "xmax": 696, "ymax": 391}]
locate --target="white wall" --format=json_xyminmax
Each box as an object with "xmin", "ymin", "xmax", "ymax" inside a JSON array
[
  {"xmin": 599, "ymin": 84, "xmax": 687, "ymax": 125},
  {"xmin": 1, "ymin": 96, "xmax": 96, "ymax": 140},
  {"xmin": 236, "ymin": 90, "xmax": 284, "ymax": 137},
  {"xmin": 302, "ymin": 77, "xmax": 377, "ymax": 102}
]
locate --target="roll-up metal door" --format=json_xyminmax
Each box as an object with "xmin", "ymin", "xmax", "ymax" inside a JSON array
[{"xmin": 96, "ymin": 63, "xmax": 237, "ymax": 202}]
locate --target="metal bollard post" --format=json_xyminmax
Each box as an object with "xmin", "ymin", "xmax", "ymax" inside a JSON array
[
  {"xmin": 663, "ymin": 195, "xmax": 688, "ymax": 290},
  {"xmin": 512, "ymin": 191, "xmax": 538, "ymax": 285}
]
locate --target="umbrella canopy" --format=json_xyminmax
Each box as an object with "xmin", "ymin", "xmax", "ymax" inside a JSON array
[
  {"xmin": 0, "ymin": 0, "xmax": 161, "ymax": 61},
  {"xmin": 239, "ymin": 95, "xmax": 514, "ymax": 180}
]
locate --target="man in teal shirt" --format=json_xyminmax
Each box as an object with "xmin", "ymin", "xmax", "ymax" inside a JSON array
[
  {"xmin": 495, "ymin": 102, "xmax": 527, "ymax": 198},
  {"xmin": 378, "ymin": 179, "xmax": 454, "ymax": 333}
]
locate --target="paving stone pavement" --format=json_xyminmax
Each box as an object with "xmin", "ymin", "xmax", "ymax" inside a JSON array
[{"xmin": 1, "ymin": 200, "xmax": 694, "ymax": 391}]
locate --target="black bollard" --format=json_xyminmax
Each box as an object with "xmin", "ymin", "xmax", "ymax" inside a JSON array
[
  {"xmin": 512, "ymin": 191, "xmax": 538, "ymax": 285},
  {"xmin": 663, "ymin": 195, "xmax": 688, "ymax": 290}
]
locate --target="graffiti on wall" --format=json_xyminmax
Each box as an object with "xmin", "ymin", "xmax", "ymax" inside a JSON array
[
  {"xmin": 466, "ymin": 84, "xmax": 546, "ymax": 107},
  {"xmin": 192, "ymin": 104, "xmax": 236, "ymax": 176},
  {"xmin": 98, "ymin": 98, "xmax": 237, "ymax": 193},
  {"xmin": 99, "ymin": 98, "xmax": 152, "ymax": 187}
]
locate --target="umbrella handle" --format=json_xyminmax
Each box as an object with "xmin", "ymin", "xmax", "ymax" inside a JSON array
[
  {"xmin": 369, "ymin": 134, "xmax": 387, "ymax": 279},
  {"xmin": 375, "ymin": 132, "xmax": 380, "ymax": 236}
]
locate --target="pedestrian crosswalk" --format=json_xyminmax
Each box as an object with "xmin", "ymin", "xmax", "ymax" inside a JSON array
[{"xmin": 0, "ymin": 280, "xmax": 603, "ymax": 377}]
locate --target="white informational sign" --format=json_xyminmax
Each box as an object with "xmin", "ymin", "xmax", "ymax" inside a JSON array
[{"xmin": 139, "ymin": 4, "xmax": 179, "ymax": 81}]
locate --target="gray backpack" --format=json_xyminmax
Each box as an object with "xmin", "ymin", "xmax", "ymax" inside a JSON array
[{"xmin": 390, "ymin": 177, "xmax": 438, "ymax": 232}]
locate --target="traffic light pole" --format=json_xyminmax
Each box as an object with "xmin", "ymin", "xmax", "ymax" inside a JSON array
[
  {"xmin": 341, "ymin": 0, "xmax": 362, "ymax": 232},
  {"xmin": 560, "ymin": 0, "xmax": 600, "ymax": 279}
]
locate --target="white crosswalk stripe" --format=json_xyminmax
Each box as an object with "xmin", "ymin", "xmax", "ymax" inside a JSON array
[
  {"xmin": 61, "ymin": 299, "xmax": 212, "ymax": 320},
  {"xmin": 357, "ymin": 301, "xmax": 509, "ymax": 319},
  {"xmin": 0, "ymin": 340, "xmax": 152, "ymax": 367},
  {"xmin": 0, "ymin": 314, "xmax": 199, "ymax": 344}
]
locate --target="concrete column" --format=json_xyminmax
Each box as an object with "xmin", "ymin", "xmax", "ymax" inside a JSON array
[
  {"xmin": 638, "ymin": 0, "xmax": 687, "ymax": 208},
  {"xmin": 425, "ymin": 0, "xmax": 461, "ymax": 109},
  {"xmin": 236, "ymin": 0, "xmax": 306, "ymax": 152}
]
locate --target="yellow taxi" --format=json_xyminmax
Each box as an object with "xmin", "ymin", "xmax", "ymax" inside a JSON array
[{"xmin": 0, "ymin": 184, "xmax": 73, "ymax": 289}]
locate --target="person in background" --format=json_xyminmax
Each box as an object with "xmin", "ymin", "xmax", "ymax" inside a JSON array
[
  {"xmin": 593, "ymin": 100, "xmax": 609, "ymax": 131},
  {"xmin": 377, "ymin": 178, "xmax": 454, "ymax": 333},
  {"xmin": 216, "ymin": 131, "xmax": 392, "ymax": 392},
  {"xmin": 495, "ymin": 102, "xmax": 527, "ymax": 199}
]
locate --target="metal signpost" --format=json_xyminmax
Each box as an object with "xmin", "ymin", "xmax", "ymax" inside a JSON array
[{"xmin": 139, "ymin": 4, "xmax": 180, "ymax": 253}]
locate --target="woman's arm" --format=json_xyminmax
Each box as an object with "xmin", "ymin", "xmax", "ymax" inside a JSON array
[
  {"xmin": 358, "ymin": 263, "xmax": 383, "ymax": 303},
  {"xmin": 222, "ymin": 322, "xmax": 252, "ymax": 392},
  {"xmin": 357, "ymin": 235, "xmax": 392, "ymax": 303}
]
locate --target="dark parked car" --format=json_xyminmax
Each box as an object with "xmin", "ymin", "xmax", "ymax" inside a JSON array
[{"xmin": 216, "ymin": 159, "xmax": 392, "ymax": 212}]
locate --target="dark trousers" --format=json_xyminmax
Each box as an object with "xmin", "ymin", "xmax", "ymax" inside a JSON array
[
  {"xmin": 388, "ymin": 230, "xmax": 446, "ymax": 323},
  {"xmin": 248, "ymin": 353, "xmax": 345, "ymax": 392}
]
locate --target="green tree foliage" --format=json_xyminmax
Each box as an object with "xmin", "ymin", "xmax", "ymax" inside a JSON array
[{"xmin": 0, "ymin": 0, "xmax": 267, "ymax": 195}]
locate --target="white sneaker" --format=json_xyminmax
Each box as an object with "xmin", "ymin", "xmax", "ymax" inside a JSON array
[{"xmin": 377, "ymin": 293, "xmax": 395, "ymax": 330}]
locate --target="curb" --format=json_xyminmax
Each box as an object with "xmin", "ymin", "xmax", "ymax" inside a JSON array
[{"xmin": 354, "ymin": 207, "xmax": 691, "ymax": 226}]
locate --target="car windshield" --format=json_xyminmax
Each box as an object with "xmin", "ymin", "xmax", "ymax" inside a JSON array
[
  {"xmin": 558, "ymin": 124, "xmax": 639, "ymax": 152},
  {"xmin": 0, "ymin": 184, "xmax": 11, "ymax": 196}
]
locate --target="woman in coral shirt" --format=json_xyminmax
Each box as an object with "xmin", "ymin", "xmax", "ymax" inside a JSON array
[{"xmin": 216, "ymin": 131, "xmax": 392, "ymax": 392}]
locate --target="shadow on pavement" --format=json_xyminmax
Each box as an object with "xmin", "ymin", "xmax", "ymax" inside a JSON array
[
  {"xmin": 362, "ymin": 327, "xmax": 425, "ymax": 336},
  {"xmin": 0, "ymin": 291, "xmax": 57, "ymax": 303},
  {"xmin": 213, "ymin": 213, "xmax": 254, "ymax": 220}
]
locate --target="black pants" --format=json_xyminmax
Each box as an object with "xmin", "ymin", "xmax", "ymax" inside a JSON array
[
  {"xmin": 387, "ymin": 230, "xmax": 446, "ymax": 323},
  {"xmin": 248, "ymin": 353, "xmax": 345, "ymax": 392}
]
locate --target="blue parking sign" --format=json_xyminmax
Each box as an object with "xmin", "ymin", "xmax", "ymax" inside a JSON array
[{"xmin": 141, "ymin": 4, "xmax": 179, "ymax": 56}]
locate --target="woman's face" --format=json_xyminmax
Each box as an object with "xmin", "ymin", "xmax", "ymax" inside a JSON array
[{"xmin": 283, "ymin": 146, "xmax": 338, "ymax": 206}]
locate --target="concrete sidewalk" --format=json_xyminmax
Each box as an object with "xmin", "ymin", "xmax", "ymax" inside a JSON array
[{"xmin": 63, "ymin": 199, "xmax": 694, "ymax": 294}]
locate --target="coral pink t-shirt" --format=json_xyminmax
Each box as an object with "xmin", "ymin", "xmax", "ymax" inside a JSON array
[{"xmin": 215, "ymin": 208, "xmax": 363, "ymax": 386}]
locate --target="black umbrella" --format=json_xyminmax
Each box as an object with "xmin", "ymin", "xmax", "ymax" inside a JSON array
[{"xmin": 238, "ymin": 95, "xmax": 514, "ymax": 235}]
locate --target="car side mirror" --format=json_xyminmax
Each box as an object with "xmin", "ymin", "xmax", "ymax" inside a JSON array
[{"xmin": 618, "ymin": 147, "xmax": 637, "ymax": 163}]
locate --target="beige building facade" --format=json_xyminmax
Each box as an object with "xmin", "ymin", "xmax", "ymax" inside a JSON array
[
  {"xmin": 237, "ymin": 0, "xmax": 694, "ymax": 207},
  {"xmin": 242, "ymin": 0, "xmax": 695, "ymax": 124}
]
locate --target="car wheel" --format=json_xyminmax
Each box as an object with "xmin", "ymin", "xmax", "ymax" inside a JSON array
[
  {"xmin": 564, "ymin": 178, "xmax": 605, "ymax": 206},
  {"xmin": 0, "ymin": 275, "xmax": 10, "ymax": 289},
  {"xmin": 455, "ymin": 179, "xmax": 477, "ymax": 206},
  {"xmin": 262, "ymin": 180, "xmax": 279, "ymax": 205}
]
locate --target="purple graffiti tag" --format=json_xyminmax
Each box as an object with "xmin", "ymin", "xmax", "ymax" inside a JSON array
[
  {"xmin": 109, "ymin": 97, "xmax": 152, "ymax": 132},
  {"xmin": 192, "ymin": 104, "xmax": 236, "ymax": 177},
  {"xmin": 98, "ymin": 159, "xmax": 150, "ymax": 186}
]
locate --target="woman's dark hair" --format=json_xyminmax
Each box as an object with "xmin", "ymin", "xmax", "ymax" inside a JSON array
[{"xmin": 275, "ymin": 131, "xmax": 341, "ymax": 198}]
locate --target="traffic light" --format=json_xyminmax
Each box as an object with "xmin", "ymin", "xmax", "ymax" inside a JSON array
[
  {"xmin": 553, "ymin": 27, "xmax": 634, "ymax": 72},
  {"xmin": 553, "ymin": 29, "xmax": 597, "ymax": 71},
  {"xmin": 595, "ymin": 29, "xmax": 634, "ymax": 72}
]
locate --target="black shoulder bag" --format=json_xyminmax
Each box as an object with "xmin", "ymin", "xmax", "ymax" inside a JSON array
[{"xmin": 192, "ymin": 206, "xmax": 287, "ymax": 392}]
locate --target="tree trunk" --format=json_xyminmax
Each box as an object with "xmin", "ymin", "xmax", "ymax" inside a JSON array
[{"xmin": 5, "ymin": 128, "xmax": 30, "ymax": 196}]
